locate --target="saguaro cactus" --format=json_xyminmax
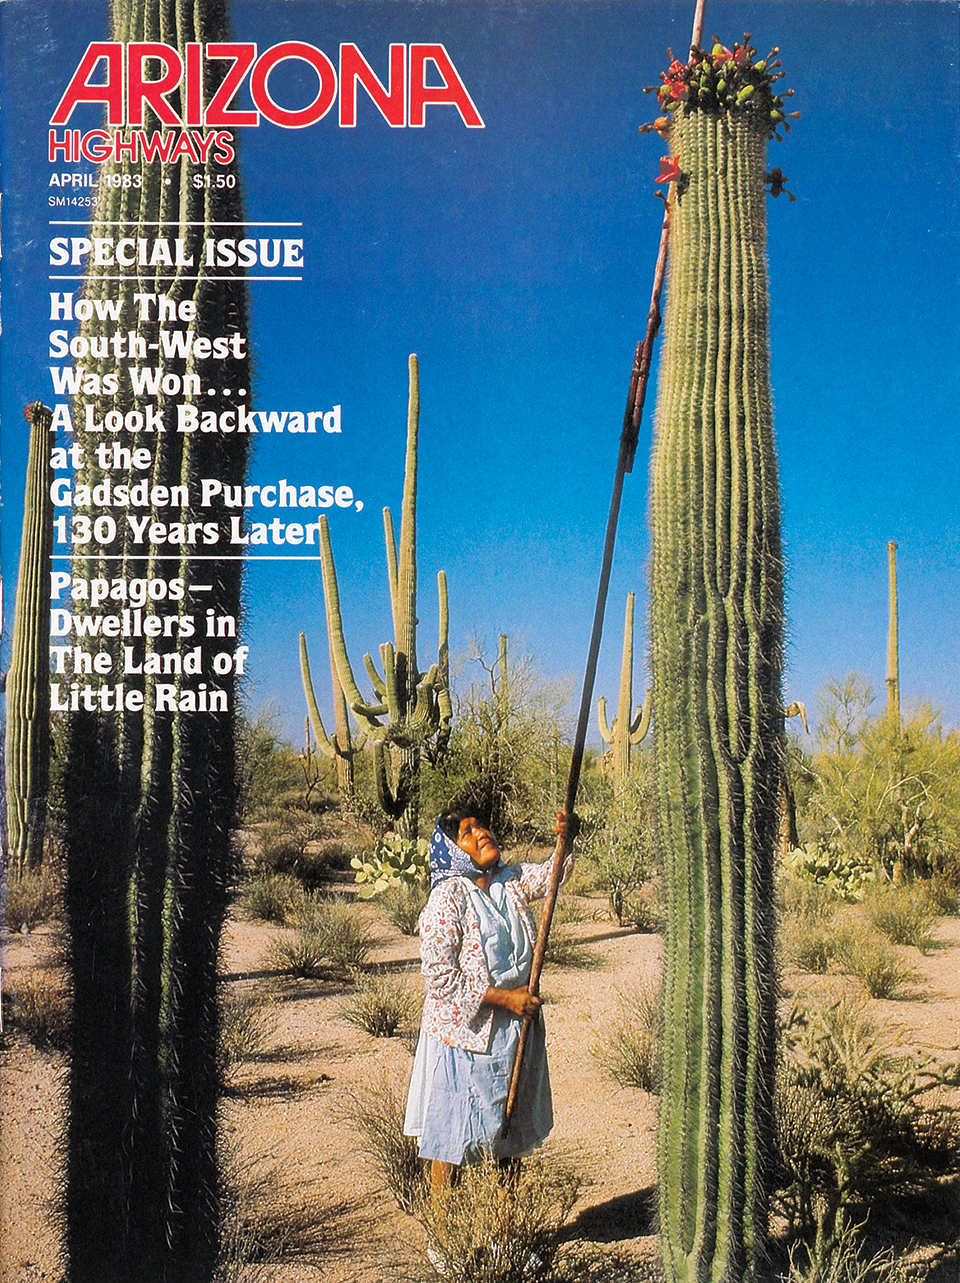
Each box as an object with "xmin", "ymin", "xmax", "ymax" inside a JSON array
[
  {"xmin": 299, "ymin": 627, "xmax": 366, "ymax": 796},
  {"xmin": 5, "ymin": 403, "xmax": 54, "ymax": 876},
  {"xmin": 647, "ymin": 37, "xmax": 796, "ymax": 1283},
  {"xmin": 314, "ymin": 355, "xmax": 451, "ymax": 838},
  {"xmin": 597, "ymin": 592, "xmax": 651, "ymax": 788},
  {"xmin": 61, "ymin": 4, "xmax": 250, "ymax": 1279},
  {"xmin": 886, "ymin": 540, "xmax": 900, "ymax": 726}
]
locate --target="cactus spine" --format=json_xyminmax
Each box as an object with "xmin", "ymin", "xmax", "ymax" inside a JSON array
[
  {"xmin": 5, "ymin": 402, "xmax": 54, "ymax": 875},
  {"xmin": 316, "ymin": 355, "xmax": 451, "ymax": 838},
  {"xmin": 61, "ymin": 4, "xmax": 249, "ymax": 1278},
  {"xmin": 648, "ymin": 38, "xmax": 793, "ymax": 1283},
  {"xmin": 886, "ymin": 540, "xmax": 900, "ymax": 726},
  {"xmin": 597, "ymin": 592, "xmax": 651, "ymax": 788}
]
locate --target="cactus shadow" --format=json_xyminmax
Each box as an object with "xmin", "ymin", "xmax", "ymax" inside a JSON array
[{"xmin": 561, "ymin": 1187, "xmax": 657, "ymax": 1243}]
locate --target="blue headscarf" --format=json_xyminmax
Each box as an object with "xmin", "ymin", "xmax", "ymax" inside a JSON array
[{"xmin": 429, "ymin": 821, "xmax": 501, "ymax": 888}]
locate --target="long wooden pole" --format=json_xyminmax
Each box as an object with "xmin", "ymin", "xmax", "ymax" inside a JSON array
[{"xmin": 502, "ymin": 0, "xmax": 706, "ymax": 1135}]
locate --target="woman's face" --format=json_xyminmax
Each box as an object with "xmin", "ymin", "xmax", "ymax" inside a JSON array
[{"xmin": 456, "ymin": 817, "xmax": 501, "ymax": 870}]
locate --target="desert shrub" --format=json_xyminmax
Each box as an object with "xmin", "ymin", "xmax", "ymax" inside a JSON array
[
  {"xmin": 593, "ymin": 984, "xmax": 662, "ymax": 1092},
  {"xmin": 341, "ymin": 970, "xmax": 422, "ymax": 1037},
  {"xmin": 241, "ymin": 873, "xmax": 306, "ymax": 924},
  {"xmin": 833, "ymin": 931, "xmax": 920, "ymax": 999},
  {"xmin": 416, "ymin": 1154, "xmax": 581, "ymax": 1282},
  {"xmin": 255, "ymin": 812, "xmax": 325, "ymax": 882},
  {"xmin": 270, "ymin": 896, "xmax": 375, "ymax": 978},
  {"xmin": 2, "ymin": 864, "xmax": 62, "ymax": 930},
  {"xmin": 346, "ymin": 1076, "xmax": 426, "ymax": 1214},
  {"xmin": 776, "ymin": 997, "xmax": 960, "ymax": 1263},
  {"xmin": 379, "ymin": 880, "xmax": 427, "ymax": 936},
  {"xmin": 577, "ymin": 772, "xmax": 657, "ymax": 927},
  {"xmin": 926, "ymin": 872, "xmax": 960, "ymax": 916},
  {"xmin": 542, "ymin": 925, "xmax": 604, "ymax": 971},
  {"xmin": 781, "ymin": 915, "xmax": 837, "ymax": 975},
  {"xmin": 863, "ymin": 885, "xmax": 939, "ymax": 953},
  {"xmin": 219, "ymin": 990, "xmax": 279, "ymax": 1068},
  {"xmin": 785, "ymin": 1220, "xmax": 915, "ymax": 1283},
  {"xmin": 5, "ymin": 971, "xmax": 70, "ymax": 1051},
  {"xmin": 779, "ymin": 874, "xmax": 842, "ymax": 921}
]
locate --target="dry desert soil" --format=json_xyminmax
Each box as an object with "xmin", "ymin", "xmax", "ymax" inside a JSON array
[{"xmin": 3, "ymin": 855, "xmax": 960, "ymax": 1283}]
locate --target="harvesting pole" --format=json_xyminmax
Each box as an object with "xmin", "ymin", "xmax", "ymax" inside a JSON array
[{"xmin": 502, "ymin": 19, "xmax": 682, "ymax": 1128}]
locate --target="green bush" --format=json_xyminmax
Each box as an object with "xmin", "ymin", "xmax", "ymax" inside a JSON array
[
  {"xmin": 341, "ymin": 970, "xmax": 422, "ymax": 1037},
  {"xmin": 593, "ymin": 984, "xmax": 662, "ymax": 1092},
  {"xmin": 863, "ymin": 885, "xmax": 939, "ymax": 953}
]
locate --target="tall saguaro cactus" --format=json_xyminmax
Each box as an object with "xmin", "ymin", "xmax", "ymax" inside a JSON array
[
  {"xmin": 61, "ymin": 5, "xmax": 250, "ymax": 1280},
  {"xmin": 647, "ymin": 38, "xmax": 796, "ymax": 1283},
  {"xmin": 597, "ymin": 592, "xmax": 651, "ymax": 788},
  {"xmin": 886, "ymin": 540, "xmax": 900, "ymax": 726},
  {"xmin": 5, "ymin": 402, "xmax": 54, "ymax": 875},
  {"xmin": 314, "ymin": 355, "xmax": 451, "ymax": 838}
]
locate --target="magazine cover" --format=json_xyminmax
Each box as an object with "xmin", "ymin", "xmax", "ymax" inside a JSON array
[{"xmin": 1, "ymin": 3, "xmax": 958, "ymax": 1281}]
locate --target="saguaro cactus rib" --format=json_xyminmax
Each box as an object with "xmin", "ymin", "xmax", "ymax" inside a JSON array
[
  {"xmin": 5, "ymin": 402, "xmax": 54, "ymax": 876},
  {"xmin": 648, "ymin": 36, "xmax": 793, "ymax": 1283}
]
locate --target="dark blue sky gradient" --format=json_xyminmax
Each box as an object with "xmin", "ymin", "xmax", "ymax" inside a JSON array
[{"xmin": 2, "ymin": 1, "xmax": 958, "ymax": 746}]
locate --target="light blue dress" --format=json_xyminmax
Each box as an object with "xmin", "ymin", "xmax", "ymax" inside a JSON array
[{"xmin": 404, "ymin": 870, "xmax": 553, "ymax": 1164}]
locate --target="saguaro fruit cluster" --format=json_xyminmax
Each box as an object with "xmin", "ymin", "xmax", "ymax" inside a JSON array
[{"xmin": 647, "ymin": 37, "xmax": 796, "ymax": 1283}]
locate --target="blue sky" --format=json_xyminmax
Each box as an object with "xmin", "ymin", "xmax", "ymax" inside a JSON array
[{"xmin": 2, "ymin": 1, "xmax": 958, "ymax": 748}]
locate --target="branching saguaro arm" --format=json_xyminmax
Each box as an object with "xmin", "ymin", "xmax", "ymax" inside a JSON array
[
  {"xmin": 647, "ymin": 37, "xmax": 797, "ymax": 1283},
  {"xmin": 61, "ymin": 4, "xmax": 250, "ymax": 1280},
  {"xmin": 597, "ymin": 592, "xmax": 651, "ymax": 787},
  {"xmin": 314, "ymin": 355, "xmax": 451, "ymax": 838},
  {"xmin": 5, "ymin": 402, "xmax": 54, "ymax": 875}
]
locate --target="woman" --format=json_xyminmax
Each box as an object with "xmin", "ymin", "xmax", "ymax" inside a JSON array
[{"xmin": 404, "ymin": 808, "xmax": 576, "ymax": 1202}]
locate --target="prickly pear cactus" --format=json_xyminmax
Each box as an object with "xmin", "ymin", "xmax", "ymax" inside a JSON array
[{"xmin": 647, "ymin": 37, "xmax": 796, "ymax": 1283}]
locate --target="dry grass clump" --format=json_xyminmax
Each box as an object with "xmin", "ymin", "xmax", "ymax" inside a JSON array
[
  {"xmin": 542, "ymin": 925, "xmax": 604, "ymax": 971},
  {"xmin": 3, "ymin": 864, "xmax": 62, "ymax": 930},
  {"xmin": 219, "ymin": 989, "xmax": 279, "ymax": 1068},
  {"xmin": 379, "ymin": 880, "xmax": 427, "ymax": 936},
  {"xmin": 241, "ymin": 873, "xmax": 306, "ymax": 924},
  {"xmin": 832, "ymin": 931, "xmax": 921, "ymax": 1000},
  {"xmin": 863, "ymin": 885, "xmax": 940, "ymax": 954},
  {"xmin": 341, "ymin": 970, "xmax": 422, "ymax": 1037},
  {"xmin": 345, "ymin": 1075, "xmax": 425, "ymax": 1214},
  {"xmin": 417, "ymin": 1155, "xmax": 582, "ymax": 1282},
  {"xmin": 4, "ymin": 970, "xmax": 70, "ymax": 1052},
  {"xmin": 782, "ymin": 916, "xmax": 837, "ymax": 975},
  {"xmin": 593, "ymin": 984, "xmax": 662, "ymax": 1092},
  {"xmin": 269, "ymin": 895, "xmax": 375, "ymax": 978}
]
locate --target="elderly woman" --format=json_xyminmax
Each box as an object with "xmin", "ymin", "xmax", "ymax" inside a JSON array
[{"xmin": 404, "ymin": 808, "xmax": 575, "ymax": 1203}]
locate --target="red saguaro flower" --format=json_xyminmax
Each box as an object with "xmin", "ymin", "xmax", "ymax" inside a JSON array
[{"xmin": 657, "ymin": 155, "xmax": 682, "ymax": 184}]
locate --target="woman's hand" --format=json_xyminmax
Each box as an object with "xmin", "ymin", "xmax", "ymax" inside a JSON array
[
  {"xmin": 555, "ymin": 811, "xmax": 580, "ymax": 844},
  {"xmin": 484, "ymin": 985, "xmax": 541, "ymax": 1018}
]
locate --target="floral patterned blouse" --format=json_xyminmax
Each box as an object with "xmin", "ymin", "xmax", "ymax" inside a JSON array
[{"xmin": 417, "ymin": 853, "xmax": 573, "ymax": 1054}]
